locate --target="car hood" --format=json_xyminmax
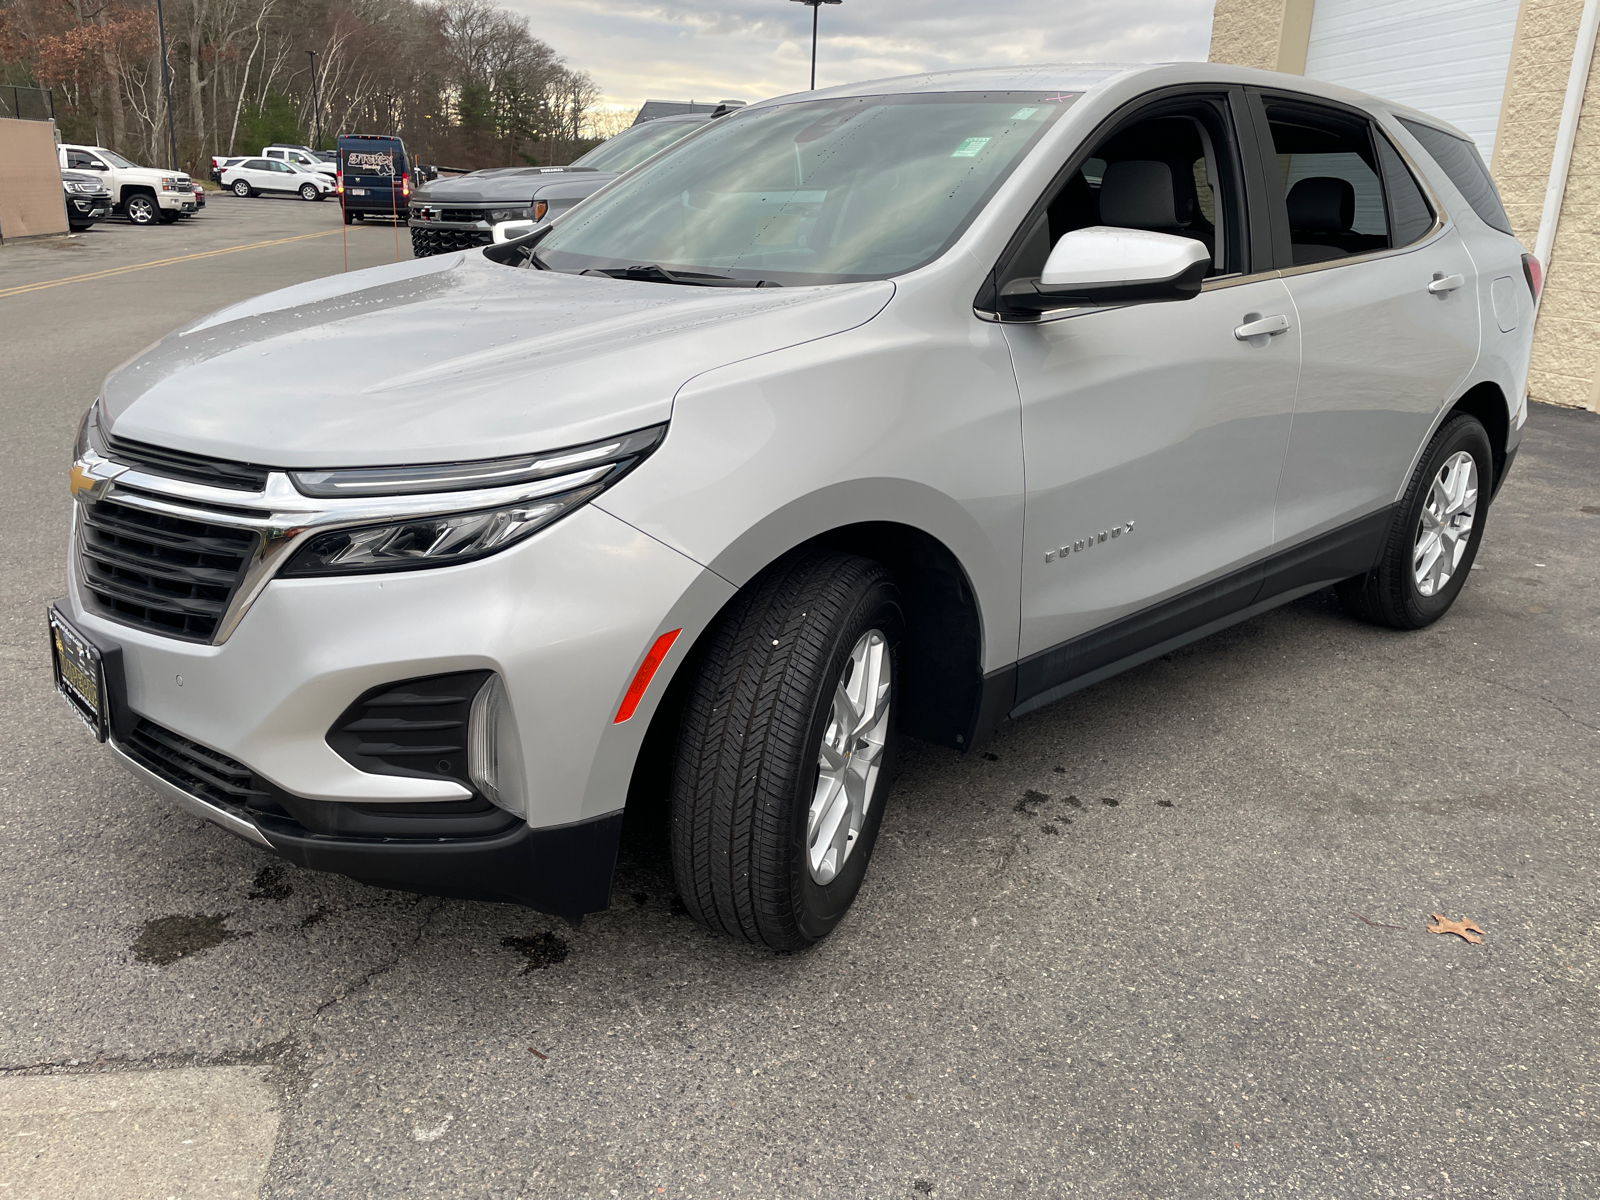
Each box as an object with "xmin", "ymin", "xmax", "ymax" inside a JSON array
[
  {"xmin": 413, "ymin": 169, "xmax": 609, "ymax": 205},
  {"xmin": 102, "ymin": 251, "xmax": 895, "ymax": 467}
]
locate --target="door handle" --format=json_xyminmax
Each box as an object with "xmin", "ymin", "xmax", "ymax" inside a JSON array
[
  {"xmin": 1234, "ymin": 313, "xmax": 1292, "ymax": 341},
  {"xmin": 1428, "ymin": 273, "xmax": 1466, "ymax": 294}
]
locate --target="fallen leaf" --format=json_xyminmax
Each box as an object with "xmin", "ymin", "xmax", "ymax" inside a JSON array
[
  {"xmin": 1426, "ymin": 913, "xmax": 1484, "ymax": 944},
  {"xmin": 527, "ymin": 1046, "xmax": 548, "ymax": 1060}
]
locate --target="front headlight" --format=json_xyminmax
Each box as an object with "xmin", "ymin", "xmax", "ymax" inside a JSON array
[
  {"xmin": 485, "ymin": 206, "xmax": 536, "ymax": 223},
  {"xmin": 278, "ymin": 425, "xmax": 665, "ymax": 577},
  {"xmin": 73, "ymin": 401, "xmax": 107, "ymax": 459},
  {"xmin": 161, "ymin": 176, "xmax": 187, "ymax": 191}
]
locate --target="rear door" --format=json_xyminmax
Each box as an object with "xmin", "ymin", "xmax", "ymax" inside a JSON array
[{"xmin": 1252, "ymin": 90, "xmax": 1481, "ymax": 546}]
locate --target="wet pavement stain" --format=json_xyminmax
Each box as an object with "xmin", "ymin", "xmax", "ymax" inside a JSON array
[
  {"xmin": 1100, "ymin": 797, "xmax": 1120, "ymax": 807},
  {"xmin": 502, "ymin": 932, "xmax": 570, "ymax": 973},
  {"xmin": 1014, "ymin": 789, "xmax": 1051, "ymax": 814},
  {"xmin": 300, "ymin": 907, "xmax": 332, "ymax": 930},
  {"xmin": 247, "ymin": 864, "xmax": 293, "ymax": 901},
  {"xmin": 132, "ymin": 914, "xmax": 246, "ymax": 966},
  {"xmin": 1156, "ymin": 799, "xmax": 1175, "ymax": 808},
  {"xmin": 1062, "ymin": 795, "xmax": 1083, "ymax": 809}
]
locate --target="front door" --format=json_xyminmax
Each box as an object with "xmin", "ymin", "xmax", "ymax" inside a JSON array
[
  {"xmin": 999, "ymin": 91, "xmax": 1301, "ymax": 710},
  {"xmin": 1253, "ymin": 92, "xmax": 1481, "ymax": 546}
]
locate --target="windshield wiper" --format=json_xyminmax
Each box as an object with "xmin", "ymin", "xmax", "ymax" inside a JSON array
[{"xmin": 582, "ymin": 263, "xmax": 779, "ymax": 288}]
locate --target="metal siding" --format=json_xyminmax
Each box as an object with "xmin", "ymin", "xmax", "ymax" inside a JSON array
[{"xmin": 1303, "ymin": 0, "xmax": 1521, "ymax": 164}]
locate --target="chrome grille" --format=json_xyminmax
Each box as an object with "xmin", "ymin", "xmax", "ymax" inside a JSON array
[
  {"xmin": 411, "ymin": 226, "xmax": 491, "ymax": 257},
  {"xmin": 104, "ymin": 434, "xmax": 271, "ymax": 491},
  {"xmin": 78, "ymin": 497, "xmax": 257, "ymax": 642}
]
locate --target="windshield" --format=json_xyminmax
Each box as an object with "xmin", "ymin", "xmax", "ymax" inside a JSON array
[
  {"xmin": 99, "ymin": 150, "xmax": 138, "ymax": 169},
  {"xmin": 537, "ymin": 91, "xmax": 1076, "ymax": 284},
  {"xmin": 572, "ymin": 119, "xmax": 707, "ymax": 174}
]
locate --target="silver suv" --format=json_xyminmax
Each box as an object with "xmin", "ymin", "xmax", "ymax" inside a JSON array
[{"xmin": 53, "ymin": 64, "xmax": 1534, "ymax": 950}]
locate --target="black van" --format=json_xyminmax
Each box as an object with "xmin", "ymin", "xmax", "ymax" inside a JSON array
[{"xmin": 336, "ymin": 133, "xmax": 410, "ymax": 224}]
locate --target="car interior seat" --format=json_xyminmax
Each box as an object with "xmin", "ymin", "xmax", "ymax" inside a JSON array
[{"xmin": 1286, "ymin": 176, "xmax": 1356, "ymax": 264}]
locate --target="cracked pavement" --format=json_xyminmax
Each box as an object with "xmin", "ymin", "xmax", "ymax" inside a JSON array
[{"xmin": 3, "ymin": 202, "xmax": 1598, "ymax": 1198}]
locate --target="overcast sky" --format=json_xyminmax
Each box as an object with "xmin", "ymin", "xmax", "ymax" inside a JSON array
[{"xmin": 505, "ymin": 0, "xmax": 1218, "ymax": 114}]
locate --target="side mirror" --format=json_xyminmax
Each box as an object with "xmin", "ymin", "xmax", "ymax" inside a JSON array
[{"xmin": 1000, "ymin": 226, "xmax": 1211, "ymax": 314}]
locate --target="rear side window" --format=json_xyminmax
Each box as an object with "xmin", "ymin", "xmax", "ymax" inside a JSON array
[
  {"xmin": 1398, "ymin": 118, "xmax": 1512, "ymax": 235},
  {"xmin": 1374, "ymin": 135, "xmax": 1435, "ymax": 247},
  {"xmin": 1264, "ymin": 101, "xmax": 1392, "ymax": 266}
]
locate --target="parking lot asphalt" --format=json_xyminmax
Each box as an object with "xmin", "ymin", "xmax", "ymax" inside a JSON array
[{"xmin": 2, "ymin": 198, "xmax": 1598, "ymax": 1199}]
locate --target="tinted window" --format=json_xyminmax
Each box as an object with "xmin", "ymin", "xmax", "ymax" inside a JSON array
[
  {"xmin": 538, "ymin": 92, "xmax": 1076, "ymax": 285},
  {"xmin": 1375, "ymin": 135, "xmax": 1434, "ymax": 247},
  {"xmin": 1265, "ymin": 102, "xmax": 1391, "ymax": 266},
  {"xmin": 1398, "ymin": 118, "xmax": 1512, "ymax": 235},
  {"xmin": 245, "ymin": 159, "xmax": 270, "ymax": 170}
]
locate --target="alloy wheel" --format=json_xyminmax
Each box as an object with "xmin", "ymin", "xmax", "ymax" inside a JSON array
[
  {"xmin": 1413, "ymin": 450, "xmax": 1479, "ymax": 597},
  {"xmin": 126, "ymin": 195, "xmax": 154, "ymax": 224},
  {"xmin": 807, "ymin": 629, "xmax": 891, "ymax": 885},
  {"xmin": 233, "ymin": 180, "xmax": 250, "ymax": 196}
]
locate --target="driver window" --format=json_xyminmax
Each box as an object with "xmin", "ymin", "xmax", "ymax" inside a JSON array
[{"xmin": 1000, "ymin": 98, "xmax": 1246, "ymax": 291}]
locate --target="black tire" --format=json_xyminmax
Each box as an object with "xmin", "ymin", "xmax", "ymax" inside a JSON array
[
  {"xmin": 157, "ymin": 208, "xmax": 180, "ymax": 224},
  {"xmin": 1337, "ymin": 413, "xmax": 1493, "ymax": 630},
  {"xmin": 670, "ymin": 552, "xmax": 904, "ymax": 951},
  {"xmin": 68, "ymin": 224, "xmax": 91, "ymax": 233},
  {"xmin": 299, "ymin": 183, "xmax": 319, "ymax": 201},
  {"xmin": 232, "ymin": 180, "xmax": 252, "ymax": 197},
  {"xmin": 124, "ymin": 192, "xmax": 157, "ymax": 225}
]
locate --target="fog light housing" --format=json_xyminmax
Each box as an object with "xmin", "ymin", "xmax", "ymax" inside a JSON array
[{"xmin": 469, "ymin": 675, "xmax": 525, "ymax": 817}]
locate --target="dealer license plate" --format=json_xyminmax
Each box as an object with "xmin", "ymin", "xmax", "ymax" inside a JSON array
[
  {"xmin": 350, "ymin": 188, "xmax": 367, "ymax": 195},
  {"xmin": 48, "ymin": 606, "xmax": 108, "ymax": 741}
]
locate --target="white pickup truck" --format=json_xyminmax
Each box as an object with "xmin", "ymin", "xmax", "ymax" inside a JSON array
[
  {"xmin": 58, "ymin": 145, "xmax": 194, "ymax": 226},
  {"xmin": 263, "ymin": 145, "xmax": 337, "ymax": 177}
]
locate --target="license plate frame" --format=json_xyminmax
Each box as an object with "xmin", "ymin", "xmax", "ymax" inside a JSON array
[{"xmin": 48, "ymin": 606, "xmax": 109, "ymax": 742}]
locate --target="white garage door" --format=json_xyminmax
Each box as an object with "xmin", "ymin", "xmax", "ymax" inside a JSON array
[{"xmin": 1303, "ymin": 0, "xmax": 1522, "ymax": 165}]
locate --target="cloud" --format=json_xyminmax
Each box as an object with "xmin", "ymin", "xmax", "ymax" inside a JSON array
[{"xmin": 502, "ymin": 0, "xmax": 1216, "ymax": 111}]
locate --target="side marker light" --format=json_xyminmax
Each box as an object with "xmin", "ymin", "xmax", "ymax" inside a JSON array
[{"xmin": 614, "ymin": 629, "xmax": 682, "ymax": 723}]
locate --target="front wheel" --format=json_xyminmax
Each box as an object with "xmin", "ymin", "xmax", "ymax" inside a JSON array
[
  {"xmin": 232, "ymin": 180, "xmax": 251, "ymax": 197},
  {"xmin": 1338, "ymin": 413, "xmax": 1493, "ymax": 629},
  {"xmin": 300, "ymin": 183, "xmax": 319, "ymax": 201},
  {"xmin": 671, "ymin": 553, "xmax": 903, "ymax": 951},
  {"xmin": 124, "ymin": 193, "xmax": 157, "ymax": 225}
]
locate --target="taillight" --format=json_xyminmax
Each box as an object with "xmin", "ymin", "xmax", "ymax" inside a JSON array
[
  {"xmin": 335, "ymin": 172, "xmax": 343, "ymax": 194},
  {"xmin": 1522, "ymin": 252, "xmax": 1542, "ymax": 300}
]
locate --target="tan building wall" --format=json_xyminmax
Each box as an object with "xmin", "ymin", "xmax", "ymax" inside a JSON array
[
  {"xmin": 1210, "ymin": 0, "xmax": 1600, "ymax": 413},
  {"xmin": 0, "ymin": 117, "xmax": 67, "ymax": 242}
]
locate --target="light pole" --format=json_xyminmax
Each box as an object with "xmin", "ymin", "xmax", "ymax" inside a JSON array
[
  {"xmin": 153, "ymin": 0, "xmax": 178, "ymax": 168},
  {"xmin": 789, "ymin": 0, "xmax": 841, "ymax": 91},
  {"xmin": 307, "ymin": 50, "xmax": 322, "ymax": 149}
]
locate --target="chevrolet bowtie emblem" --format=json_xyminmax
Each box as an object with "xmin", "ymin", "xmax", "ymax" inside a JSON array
[{"xmin": 68, "ymin": 462, "xmax": 95, "ymax": 498}]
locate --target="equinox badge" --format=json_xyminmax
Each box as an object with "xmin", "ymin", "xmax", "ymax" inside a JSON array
[{"xmin": 1046, "ymin": 521, "xmax": 1135, "ymax": 562}]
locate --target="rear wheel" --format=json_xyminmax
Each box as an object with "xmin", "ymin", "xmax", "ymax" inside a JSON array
[
  {"xmin": 124, "ymin": 192, "xmax": 157, "ymax": 225},
  {"xmin": 232, "ymin": 180, "xmax": 252, "ymax": 197},
  {"xmin": 670, "ymin": 553, "xmax": 902, "ymax": 951},
  {"xmin": 1337, "ymin": 413, "xmax": 1493, "ymax": 629}
]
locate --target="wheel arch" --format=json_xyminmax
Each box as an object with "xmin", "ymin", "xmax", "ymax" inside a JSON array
[
  {"xmin": 623, "ymin": 520, "xmax": 989, "ymax": 828},
  {"xmin": 1445, "ymin": 380, "xmax": 1510, "ymax": 493}
]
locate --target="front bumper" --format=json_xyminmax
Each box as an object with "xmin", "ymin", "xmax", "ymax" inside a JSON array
[
  {"xmin": 65, "ymin": 503, "xmax": 735, "ymax": 917},
  {"xmin": 66, "ymin": 196, "xmax": 110, "ymax": 224}
]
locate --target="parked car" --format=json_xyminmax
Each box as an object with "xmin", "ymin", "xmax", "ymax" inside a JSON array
[
  {"xmin": 188, "ymin": 182, "xmax": 206, "ymax": 213},
  {"xmin": 60, "ymin": 170, "xmax": 113, "ymax": 231},
  {"xmin": 57, "ymin": 144, "xmax": 193, "ymax": 225},
  {"xmin": 407, "ymin": 112, "xmax": 715, "ymax": 257},
  {"xmin": 337, "ymin": 133, "xmax": 410, "ymax": 223},
  {"xmin": 55, "ymin": 64, "xmax": 1532, "ymax": 949},
  {"xmin": 221, "ymin": 157, "xmax": 335, "ymax": 200},
  {"xmin": 263, "ymin": 144, "xmax": 338, "ymax": 177}
]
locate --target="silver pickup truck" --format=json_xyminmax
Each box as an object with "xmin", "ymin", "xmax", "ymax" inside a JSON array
[{"xmin": 408, "ymin": 113, "xmax": 716, "ymax": 256}]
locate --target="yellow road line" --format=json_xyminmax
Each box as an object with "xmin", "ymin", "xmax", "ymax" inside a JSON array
[{"xmin": 0, "ymin": 228, "xmax": 342, "ymax": 300}]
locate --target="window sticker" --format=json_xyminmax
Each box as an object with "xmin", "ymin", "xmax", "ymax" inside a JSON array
[
  {"xmin": 1010, "ymin": 107, "xmax": 1040, "ymax": 120},
  {"xmin": 951, "ymin": 137, "xmax": 991, "ymax": 158}
]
